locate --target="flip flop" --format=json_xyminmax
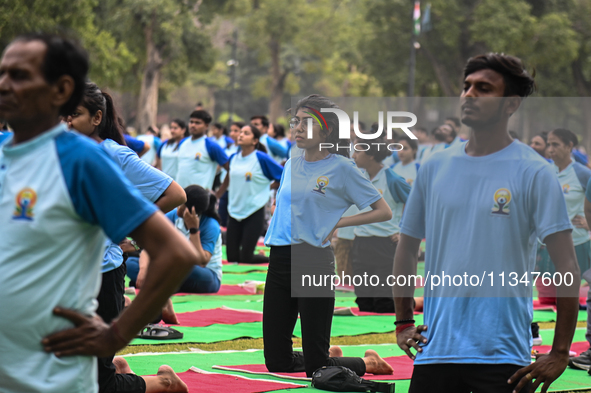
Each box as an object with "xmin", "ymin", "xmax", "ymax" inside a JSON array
[{"xmin": 136, "ymin": 324, "xmax": 184, "ymax": 340}]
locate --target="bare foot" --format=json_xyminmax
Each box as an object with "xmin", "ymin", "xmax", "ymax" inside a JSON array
[
  {"xmin": 113, "ymin": 357, "xmax": 133, "ymax": 374},
  {"xmin": 363, "ymin": 350, "xmax": 393, "ymax": 375},
  {"xmin": 156, "ymin": 365, "xmax": 188, "ymax": 393},
  {"xmin": 329, "ymin": 346, "xmax": 343, "ymax": 357},
  {"xmin": 162, "ymin": 299, "xmax": 179, "ymax": 325}
]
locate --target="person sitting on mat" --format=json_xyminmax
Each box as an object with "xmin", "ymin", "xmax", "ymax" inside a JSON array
[{"xmin": 128, "ymin": 185, "xmax": 223, "ymax": 324}]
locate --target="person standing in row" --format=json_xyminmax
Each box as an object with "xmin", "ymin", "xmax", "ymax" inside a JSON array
[
  {"xmin": 217, "ymin": 124, "xmax": 283, "ymax": 263},
  {"xmin": 155, "ymin": 119, "xmax": 188, "ymax": 180},
  {"xmin": 176, "ymin": 110, "xmax": 229, "ymax": 189}
]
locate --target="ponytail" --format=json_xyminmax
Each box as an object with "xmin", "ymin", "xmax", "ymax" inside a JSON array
[
  {"xmin": 246, "ymin": 124, "xmax": 268, "ymax": 154},
  {"xmin": 100, "ymin": 91, "xmax": 126, "ymax": 146},
  {"xmin": 80, "ymin": 82, "xmax": 126, "ymax": 146}
]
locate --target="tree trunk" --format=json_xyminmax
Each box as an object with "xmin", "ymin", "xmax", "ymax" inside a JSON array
[
  {"xmin": 420, "ymin": 44, "xmax": 457, "ymax": 96},
  {"xmin": 269, "ymin": 38, "xmax": 288, "ymax": 123},
  {"xmin": 572, "ymin": 57, "xmax": 591, "ymax": 155},
  {"xmin": 137, "ymin": 14, "xmax": 163, "ymax": 134}
]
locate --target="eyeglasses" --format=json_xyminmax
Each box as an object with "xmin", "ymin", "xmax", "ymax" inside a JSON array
[{"xmin": 289, "ymin": 117, "xmax": 318, "ymax": 130}]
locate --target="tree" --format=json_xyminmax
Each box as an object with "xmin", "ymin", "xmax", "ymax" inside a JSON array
[
  {"xmin": 0, "ymin": 0, "xmax": 134, "ymax": 89},
  {"xmin": 95, "ymin": 0, "xmax": 229, "ymax": 132},
  {"xmin": 241, "ymin": 0, "xmax": 349, "ymax": 122}
]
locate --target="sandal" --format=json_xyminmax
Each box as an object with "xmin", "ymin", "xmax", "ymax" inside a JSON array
[{"xmin": 136, "ymin": 324, "xmax": 184, "ymax": 340}]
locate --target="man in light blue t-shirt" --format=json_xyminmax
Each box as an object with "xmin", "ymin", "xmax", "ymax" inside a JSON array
[
  {"xmin": 394, "ymin": 54, "xmax": 580, "ymax": 393},
  {"xmin": 0, "ymin": 34, "xmax": 197, "ymax": 393},
  {"xmin": 176, "ymin": 110, "xmax": 229, "ymax": 189}
]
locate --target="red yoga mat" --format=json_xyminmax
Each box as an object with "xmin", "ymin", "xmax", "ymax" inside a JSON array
[
  {"xmin": 534, "ymin": 341, "xmax": 589, "ymax": 356},
  {"xmin": 172, "ymin": 307, "xmax": 263, "ymax": 327},
  {"xmin": 158, "ymin": 367, "xmax": 306, "ymax": 393},
  {"xmin": 213, "ymin": 356, "xmax": 414, "ymax": 381}
]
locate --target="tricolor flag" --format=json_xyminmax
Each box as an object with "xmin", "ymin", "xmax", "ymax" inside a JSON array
[{"xmin": 413, "ymin": 1, "xmax": 421, "ymax": 36}]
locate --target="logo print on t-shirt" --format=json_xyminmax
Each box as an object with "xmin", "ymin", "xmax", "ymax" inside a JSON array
[
  {"xmin": 195, "ymin": 152, "xmax": 202, "ymax": 160},
  {"xmin": 563, "ymin": 184, "xmax": 570, "ymax": 194},
  {"xmin": 491, "ymin": 188, "xmax": 511, "ymax": 216},
  {"xmin": 13, "ymin": 188, "xmax": 37, "ymax": 221},
  {"xmin": 245, "ymin": 172, "xmax": 252, "ymax": 181},
  {"xmin": 312, "ymin": 176, "xmax": 329, "ymax": 195}
]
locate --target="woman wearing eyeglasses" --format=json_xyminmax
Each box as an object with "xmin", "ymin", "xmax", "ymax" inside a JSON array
[{"xmin": 262, "ymin": 94, "xmax": 394, "ymax": 377}]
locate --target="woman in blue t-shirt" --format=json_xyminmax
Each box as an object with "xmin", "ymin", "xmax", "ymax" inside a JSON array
[
  {"xmin": 216, "ymin": 125, "xmax": 283, "ymax": 263},
  {"xmin": 67, "ymin": 82, "xmax": 186, "ymax": 393},
  {"xmin": 537, "ymin": 128, "xmax": 591, "ymax": 304},
  {"xmin": 351, "ymin": 136, "xmax": 411, "ymax": 313},
  {"xmin": 263, "ymin": 94, "xmax": 394, "ymax": 378},
  {"xmin": 128, "ymin": 185, "xmax": 223, "ymax": 295},
  {"xmin": 155, "ymin": 118, "xmax": 189, "ymax": 179}
]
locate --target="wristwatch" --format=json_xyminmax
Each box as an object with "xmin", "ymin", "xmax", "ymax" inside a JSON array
[{"xmin": 189, "ymin": 227, "xmax": 199, "ymax": 235}]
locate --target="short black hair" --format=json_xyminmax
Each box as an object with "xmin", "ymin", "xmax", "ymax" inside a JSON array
[
  {"xmin": 464, "ymin": 53, "xmax": 536, "ymax": 98},
  {"xmin": 273, "ymin": 123, "xmax": 285, "ymax": 138},
  {"xmin": 250, "ymin": 115, "xmax": 269, "ymax": 128},
  {"xmin": 397, "ymin": 135, "xmax": 418, "ymax": 151},
  {"xmin": 14, "ymin": 33, "xmax": 89, "ymax": 116},
  {"xmin": 213, "ymin": 122, "xmax": 227, "ymax": 135},
  {"xmin": 361, "ymin": 136, "xmax": 392, "ymax": 163},
  {"xmin": 550, "ymin": 128, "xmax": 578, "ymax": 147},
  {"xmin": 189, "ymin": 110, "xmax": 212, "ymax": 124},
  {"xmin": 446, "ymin": 117, "xmax": 460, "ymax": 128}
]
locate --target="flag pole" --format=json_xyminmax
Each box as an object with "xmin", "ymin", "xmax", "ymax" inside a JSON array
[{"xmin": 408, "ymin": 1, "xmax": 420, "ymax": 100}]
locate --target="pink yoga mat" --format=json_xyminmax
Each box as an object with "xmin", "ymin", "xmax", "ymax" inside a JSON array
[
  {"xmin": 213, "ymin": 356, "xmax": 414, "ymax": 381},
  {"xmin": 172, "ymin": 307, "xmax": 263, "ymax": 327},
  {"xmin": 163, "ymin": 367, "xmax": 306, "ymax": 393}
]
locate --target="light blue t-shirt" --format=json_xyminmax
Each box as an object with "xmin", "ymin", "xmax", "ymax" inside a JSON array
[
  {"xmin": 400, "ymin": 140, "xmax": 571, "ymax": 366},
  {"xmin": 416, "ymin": 143, "xmax": 432, "ymax": 163},
  {"xmin": 157, "ymin": 138, "xmax": 187, "ymax": 180},
  {"xmin": 392, "ymin": 161, "xmax": 420, "ymax": 187},
  {"xmin": 176, "ymin": 135, "xmax": 229, "ymax": 189},
  {"xmin": 354, "ymin": 167, "xmax": 410, "ymax": 237},
  {"xmin": 166, "ymin": 211, "xmax": 223, "ymax": 281},
  {"xmin": 264, "ymin": 154, "xmax": 382, "ymax": 248},
  {"xmin": 137, "ymin": 134, "xmax": 161, "ymax": 166},
  {"xmin": 228, "ymin": 150, "xmax": 283, "ymax": 221},
  {"xmin": 420, "ymin": 142, "xmax": 447, "ymax": 163},
  {"xmin": 0, "ymin": 124, "xmax": 156, "ymax": 393},
  {"xmin": 555, "ymin": 161, "xmax": 591, "ymax": 246},
  {"xmin": 100, "ymin": 139, "xmax": 173, "ymax": 273},
  {"xmin": 260, "ymin": 134, "xmax": 289, "ymax": 163}
]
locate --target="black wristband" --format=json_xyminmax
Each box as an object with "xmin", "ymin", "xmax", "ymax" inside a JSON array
[
  {"xmin": 189, "ymin": 227, "xmax": 199, "ymax": 235},
  {"xmin": 394, "ymin": 319, "xmax": 415, "ymax": 326}
]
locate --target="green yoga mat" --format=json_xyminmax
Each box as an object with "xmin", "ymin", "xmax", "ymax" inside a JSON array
[
  {"xmin": 222, "ymin": 264, "xmax": 268, "ymax": 273},
  {"xmin": 222, "ymin": 272, "xmax": 268, "ymax": 285},
  {"xmin": 130, "ymin": 315, "xmax": 415, "ymax": 345},
  {"xmin": 124, "ymin": 341, "xmax": 591, "ymax": 392}
]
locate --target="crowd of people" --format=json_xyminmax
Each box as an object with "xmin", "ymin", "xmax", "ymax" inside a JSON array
[{"xmin": 0, "ymin": 32, "xmax": 590, "ymax": 393}]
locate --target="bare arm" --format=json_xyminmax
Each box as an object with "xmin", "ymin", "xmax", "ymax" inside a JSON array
[
  {"xmin": 215, "ymin": 173, "xmax": 229, "ymax": 200},
  {"xmin": 392, "ymin": 234, "xmax": 427, "ymax": 360},
  {"xmin": 338, "ymin": 198, "xmax": 392, "ymax": 228},
  {"xmin": 510, "ymin": 230, "xmax": 580, "ymax": 392},
  {"xmin": 322, "ymin": 198, "xmax": 392, "ymax": 244},
  {"xmin": 155, "ymin": 180, "xmax": 186, "ymax": 213},
  {"xmin": 154, "ymin": 156, "xmax": 162, "ymax": 170},
  {"xmin": 393, "ymin": 233, "xmax": 421, "ymax": 318},
  {"xmin": 42, "ymin": 212, "xmax": 198, "ymax": 356},
  {"xmin": 138, "ymin": 143, "xmax": 150, "ymax": 158}
]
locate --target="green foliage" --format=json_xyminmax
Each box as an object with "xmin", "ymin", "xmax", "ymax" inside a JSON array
[{"xmin": 0, "ymin": 0, "xmax": 134, "ymax": 87}]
